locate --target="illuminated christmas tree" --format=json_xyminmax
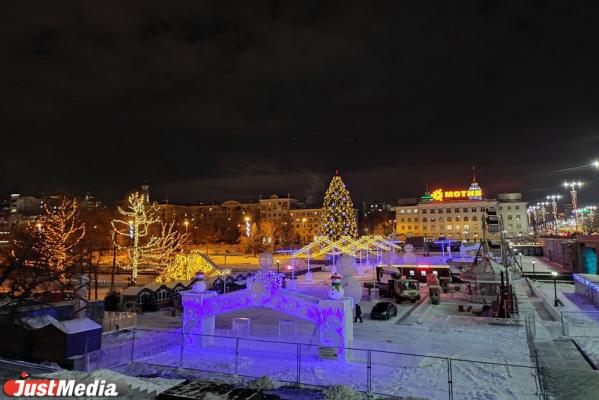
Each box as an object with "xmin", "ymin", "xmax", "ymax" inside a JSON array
[{"xmin": 318, "ymin": 170, "xmax": 358, "ymax": 240}]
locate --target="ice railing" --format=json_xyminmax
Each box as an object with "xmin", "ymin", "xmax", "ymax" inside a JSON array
[{"xmin": 85, "ymin": 327, "xmax": 543, "ymax": 400}]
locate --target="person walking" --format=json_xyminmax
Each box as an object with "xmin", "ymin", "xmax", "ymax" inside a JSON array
[{"xmin": 354, "ymin": 303, "xmax": 363, "ymax": 323}]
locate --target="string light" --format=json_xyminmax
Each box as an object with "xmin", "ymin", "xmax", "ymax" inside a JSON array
[
  {"xmin": 35, "ymin": 197, "xmax": 85, "ymax": 271},
  {"xmin": 156, "ymin": 250, "xmax": 226, "ymax": 283},
  {"xmin": 112, "ymin": 192, "xmax": 187, "ymax": 284}
]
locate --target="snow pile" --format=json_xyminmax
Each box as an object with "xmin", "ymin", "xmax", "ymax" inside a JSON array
[
  {"xmin": 247, "ymin": 376, "xmax": 280, "ymax": 390},
  {"xmin": 322, "ymin": 384, "xmax": 362, "ymax": 400}
]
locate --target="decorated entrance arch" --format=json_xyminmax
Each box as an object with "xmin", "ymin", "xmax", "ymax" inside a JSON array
[{"xmin": 181, "ymin": 271, "xmax": 353, "ymax": 350}]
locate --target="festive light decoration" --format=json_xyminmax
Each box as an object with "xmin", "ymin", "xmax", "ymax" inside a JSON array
[
  {"xmin": 35, "ymin": 197, "xmax": 85, "ymax": 271},
  {"xmin": 318, "ymin": 171, "xmax": 358, "ymax": 240},
  {"xmin": 293, "ymin": 235, "xmax": 400, "ymax": 257},
  {"xmin": 112, "ymin": 192, "xmax": 187, "ymax": 283},
  {"xmin": 156, "ymin": 250, "xmax": 228, "ymax": 283}
]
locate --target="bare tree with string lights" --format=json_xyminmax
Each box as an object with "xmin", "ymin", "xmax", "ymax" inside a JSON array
[{"xmin": 112, "ymin": 192, "xmax": 187, "ymax": 284}]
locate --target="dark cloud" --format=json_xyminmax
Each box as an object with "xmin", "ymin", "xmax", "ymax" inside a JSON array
[{"xmin": 2, "ymin": 1, "xmax": 599, "ymax": 205}]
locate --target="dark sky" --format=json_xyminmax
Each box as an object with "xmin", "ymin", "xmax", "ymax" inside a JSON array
[{"xmin": 2, "ymin": 1, "xmax": 599, "ymax": 207}]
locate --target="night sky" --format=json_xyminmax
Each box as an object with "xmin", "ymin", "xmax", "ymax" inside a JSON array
[{"xmin": 3, "ymin": 1, "xmax": 599, "ymax": 207}]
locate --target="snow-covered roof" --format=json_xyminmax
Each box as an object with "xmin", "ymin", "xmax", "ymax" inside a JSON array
[
  {"xmin": 122, "ymin": 286, "xmax": 150, "ymax": 296},
  {"xmin": 61, "ymin": 318, "xmax": 101, "ymax": 334},
  {"xmin": 18, "ymin": 315, "xmax": 101, "ymax": 334},
  {"xmin": 143, "ymin": 283, "xmax": 167, "ymax": 291},
  {"xmin": 462, "ymin": 258, "xmax": 506, "ymax": 283}
]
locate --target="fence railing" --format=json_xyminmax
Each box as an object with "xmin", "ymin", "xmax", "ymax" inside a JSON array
[{"xmin": 86, "ymin": 327, "xmax": 542, "ymax": 400}]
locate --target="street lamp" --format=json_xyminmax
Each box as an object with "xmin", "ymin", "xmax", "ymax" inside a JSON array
[
  {"xmin": 551, "ymin": 271, "xmax": 558, "ymax": 306},
  {"xmin": 184, "ymin": 220, "xmax": 189, "ymax": 234},
  {"xmin": 531, "ymin": 260, "xmax": 536, "ymax": 280}
]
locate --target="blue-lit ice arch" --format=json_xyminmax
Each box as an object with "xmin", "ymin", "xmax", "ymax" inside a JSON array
[{"xmin": 181, "ymin": 271, "xmax": 353, "ymax": 350}]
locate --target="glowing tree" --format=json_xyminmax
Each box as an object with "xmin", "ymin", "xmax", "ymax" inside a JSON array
[
  {"xmin": 36, "ymin": 197, "xmax": 86, "ymax": 271},
  {"xmin": 156, "ymin": 250, "xmax": 226, "ymax": 283},
  {"xmin": 318, "ymin": 170, "xmax": 358, "ymax": 240},
  {"xmin": 145, "ymin": 221, "xmax": 189, "ymax": 270}
]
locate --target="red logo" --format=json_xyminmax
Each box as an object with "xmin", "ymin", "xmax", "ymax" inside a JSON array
[{"xmin": 3, "ymin": 371, "xmax": 122, "ymax": 397}]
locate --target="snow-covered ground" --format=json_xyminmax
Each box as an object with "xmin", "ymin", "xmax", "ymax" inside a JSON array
[
  {"xmin": 92, "ymin": 264, "xmax": 542, "ymax": 399},
  {"xmin": 111, "ymin": 304, "xmax": 538, "ymax": 399}
]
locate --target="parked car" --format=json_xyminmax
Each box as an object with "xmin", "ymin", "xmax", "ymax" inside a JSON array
[{"xmin": 370, "ymin": 302, "xmax": 398, "ymax": 320}]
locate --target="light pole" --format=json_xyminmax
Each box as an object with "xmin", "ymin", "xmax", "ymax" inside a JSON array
[
  {"xmin": 302, "ymin": 218, "xmax": 307, "ymax": 243},
  {"xmin": 563, "ymin": 181, "xmax": 582, "ymax": 210},
  {"xmin": 244, "ymin": 216, "xmax": 251, "ymax": 237},
  {"xmin": 184, "ymin": 220, "xmax": 189, "ymax": 234},
  {"xmin": 588, "ymin": 206, "xmax": 597, "ymax": 233},
  {"xmin": 547, "ymin": 194, "xmax": 561, "ymax": 234},
  {"xmin": 537, "ymin": 202, "xmax": 549, "ymax": 233},
  {"xmin": 531, "ymin": 260, "xmax": 536, "ymax": 280},
  {"xmin": 552, "ymin": 271, "xmax": 558, "ymax": 306}
]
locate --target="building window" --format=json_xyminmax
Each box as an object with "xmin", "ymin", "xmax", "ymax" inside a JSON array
[
  {"xmin": 400, "ymin": 218, "xmax": 405, "ymax": 222},
  {"xmin": 438, "ymin": 209, "xmax": 443, "ymax": 214},
  {"xmin": 422, "ymin": 209, "xmax": 427, "ymax": 214},
  {"xmin": 516, "ymin": 215, "xmax": 520, "ymax": 221},
  {"xmin": 515, "ymin": 206, "xmax": 520, "ymax": 210},
  {"xmin": 507, "ymin": 206, "xmax": 512, "ymax": 210},
  {"xmin": 464, "ymin": 216, "xmax": 469, "ymax": 221},
  {"xmin": 407, "ymin": 217, "xmax": 411, "ymax": 222},
  {"xmin": 472, "ymin": 207, "xmax": 476, "ymax": 212},
  {"xmin": 463, "ymin": 224, "xmax": 469, "ymax": 230},
  {"xmin": 430, "ymin": 209, "xmax": 435, "ymax": 214},
  {"xmin": 463, "ymin": 207, "xmax": 468, "ymax": 213},
  {"xmin": 454, "ymin": 208, "xmax": 459, "ymax": 213},
  {"xmin": 472, "ymin": 216, "xmax": 478, "ymax": 221},
  {"xmin": 414, "ymin": 217, "xmax": 419, "ymax": 222},
  {"xmin": 423, "ymin": 217, "xmax": 427, "ymax": 222},
  {"xmin": 447, "ymin": 216, "xmax": 452, "ymax": 222},
  {"xmin": 446, "ymin": 208, "xmax": 451, "ymax": 213},
  {"xmin": 400, "ymin": 209, "xmax": 405, "ymax": 214},
  {"xmin": 401, "ymin": 225, "xmax": 405, "ymax": 230},
  {"xmin": 508, "ymin": 215, "xmax": 512, "ymax": 220},
  {"xmin": 447, "ymin": 225, "xmax": 452, "ymax": 230},
  {"xmin": 414, "ymin": 209, "xmax": 418, "ymax": 213},
  {"xmin": 431, "ymin": 217, "xmax": 436, "ymax": 222}
]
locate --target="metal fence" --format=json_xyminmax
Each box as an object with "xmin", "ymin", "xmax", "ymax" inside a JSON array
[{"xmin": 86, "ymin": 327, "xmax": 542, "ymax": 400}]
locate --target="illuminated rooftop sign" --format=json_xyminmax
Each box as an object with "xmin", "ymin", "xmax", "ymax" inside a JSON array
[{"xmin": 430, "ymin": 188, "xmax": 483, "ymax": 202}]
